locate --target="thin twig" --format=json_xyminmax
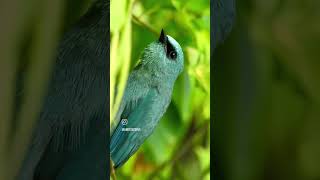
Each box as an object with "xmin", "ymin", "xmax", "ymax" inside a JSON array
[
  {"xmin": 132, "ymin": 14, "xmax": 159, "ymax": 36},
  {"xmin": 147, "ymin": 120, "xmax": 209, "ymax": 179}
]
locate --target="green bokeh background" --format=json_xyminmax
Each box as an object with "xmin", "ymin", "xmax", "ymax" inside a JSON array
[{"xmin": 111, "ymin": 0, "xmax": 210, "ymax": 179}]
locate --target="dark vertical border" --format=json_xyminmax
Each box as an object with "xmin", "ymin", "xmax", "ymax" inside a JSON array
[
  {"xmin": 106, "ymin": 0, "xmax": 111, "ymax": 179},
  {"xmin": 210, "ymin": 0, "xmax": 236, "ymax": 179}
]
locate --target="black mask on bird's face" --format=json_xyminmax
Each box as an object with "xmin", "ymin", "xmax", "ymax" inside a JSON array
[{"xmin": 158, "ymin": 29, "xmax": 177, "ymax": 61}]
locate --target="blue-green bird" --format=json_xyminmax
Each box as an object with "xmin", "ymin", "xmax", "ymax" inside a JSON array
[{"xmin": 110, "ymin": 29, "xmax": 184, "ymax": 168}]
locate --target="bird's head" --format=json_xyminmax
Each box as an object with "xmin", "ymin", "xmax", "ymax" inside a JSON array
[{"xmin": 139, "ymin": 29, "xmax": 184, "ymax": 81}]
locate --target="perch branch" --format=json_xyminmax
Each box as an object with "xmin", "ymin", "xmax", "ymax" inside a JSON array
[{"xmin": 110, "ymin": 159, "xmax": 117, "ymax": 180}]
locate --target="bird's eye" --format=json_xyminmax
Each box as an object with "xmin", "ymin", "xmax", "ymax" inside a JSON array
[{"xmin": 169, "ymin": 51, "xmax": 177, "ymax": 59}]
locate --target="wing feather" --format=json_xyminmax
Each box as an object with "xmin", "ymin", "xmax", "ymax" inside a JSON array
[{"xmin": 110, "ymin": 88, "xmax": 158, "ymax": 168}]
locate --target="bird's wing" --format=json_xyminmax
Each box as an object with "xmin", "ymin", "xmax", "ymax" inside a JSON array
[
  {"xmin": 110, "ymin": 87, "xmax": 158, "ymax": 168},
  {"xmin": 212, "ymin": 0, "xmax": 236, "ymax": 50},
  {"xmin": 18, "ymin": 55, "xmax": 107, "ymax": 179},
  {"xmin": 110, "ymin": 63, "xmax": 144, "ymax": 135}
]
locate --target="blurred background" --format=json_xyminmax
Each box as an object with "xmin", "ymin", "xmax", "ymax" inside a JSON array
[
  {"xmin": 213, "ymin": 0, "xmax": 320, "ymax": 180},
  {"xmin": 0, "ymin": 0, "xmax": 98, "ymax": 179},
  {"xmin": 110, "ymin": 0, "xmax": 210, "ymax": 179}
]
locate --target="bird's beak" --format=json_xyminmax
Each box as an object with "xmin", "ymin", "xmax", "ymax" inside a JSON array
[{"xmin": 159, "ymin": 29, "xmax": 168, "ymax": 45}]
